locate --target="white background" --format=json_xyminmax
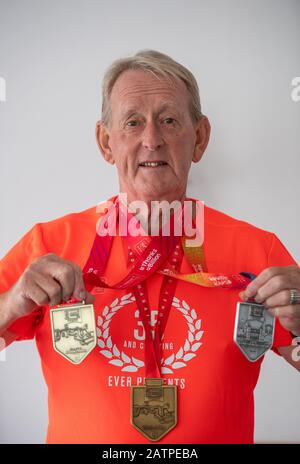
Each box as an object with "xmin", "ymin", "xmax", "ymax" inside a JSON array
[{"xmin": 0, "ymin": 0, "xmax": 299, "ymax": 443}]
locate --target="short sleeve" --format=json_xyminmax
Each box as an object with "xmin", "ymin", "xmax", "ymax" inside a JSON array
[
  {"xmin": 0, "ymin": 223, "xmax": 48, "ymax": 341},
  {"xmin": 267, "ymin": 233, "xmax": 299, "ymax": 352}
]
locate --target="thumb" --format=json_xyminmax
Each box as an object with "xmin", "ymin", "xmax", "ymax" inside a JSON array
[{"xmin": 85, "ymin": 291, "xmax": 95, "ymax": 304}]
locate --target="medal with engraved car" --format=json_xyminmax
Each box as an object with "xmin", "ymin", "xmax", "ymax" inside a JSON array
[
  {"xmin": 234, "ymin": 301, "xmax": 275, "ymax": 362},
  {"xmin": 131, "ymin": 378, "xmax": 177, "ymax": 441},
  {"xmin": 50, "ymin": 301, "xmax": 96, "ymax": 364}
]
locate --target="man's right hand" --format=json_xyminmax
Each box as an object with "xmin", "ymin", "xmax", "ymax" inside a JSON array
[{"xmin": 0, "ymin": 253, "xmax": 95, "ymax": 329}]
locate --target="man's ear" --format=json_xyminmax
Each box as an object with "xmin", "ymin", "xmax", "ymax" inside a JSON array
[
  {"xmin": 192, "ymin": 116, "xmax": 211, "ymax": 163},
  {"xmin": 95, "ymin": 120, "xmax": 115, "ymax": 165}
]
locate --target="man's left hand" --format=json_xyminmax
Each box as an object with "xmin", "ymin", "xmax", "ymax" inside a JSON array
[{"xmin": 239, "ymin": 265, "xmax": 300, "ymax": 337}]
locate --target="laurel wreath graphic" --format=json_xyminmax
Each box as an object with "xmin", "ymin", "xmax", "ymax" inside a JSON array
[{"xmin": 97, "ymin": 293, "xmax": 204, "ymax": 373}]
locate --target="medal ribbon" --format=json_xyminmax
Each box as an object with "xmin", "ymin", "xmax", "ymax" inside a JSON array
[{"xmin": 82, "ymin": 195, "xmax": 253, "ymax": 377}]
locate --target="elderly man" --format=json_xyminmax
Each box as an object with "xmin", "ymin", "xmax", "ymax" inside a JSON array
[{"xmin": 0, "ymin": 50, "xmax": 299, "ymax": 444}]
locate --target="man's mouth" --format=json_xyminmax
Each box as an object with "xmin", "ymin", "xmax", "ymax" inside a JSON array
[{"xmin": 138, "ymin": 161, "xmax": 168, "ymax": 168}]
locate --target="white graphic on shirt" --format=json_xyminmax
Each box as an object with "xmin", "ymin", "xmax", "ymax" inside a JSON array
[{"xmin": 96, "ymin": 293, "xmax": 204, "ymax": 373}]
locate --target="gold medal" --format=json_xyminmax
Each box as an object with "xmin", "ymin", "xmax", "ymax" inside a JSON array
[
  {"xmin": 50, "ymin": 301, "xmax": 96, "ymax": 364},
  {"xmin": 131, "ymin": 378, "xmax": 177, "ymax": 441}
]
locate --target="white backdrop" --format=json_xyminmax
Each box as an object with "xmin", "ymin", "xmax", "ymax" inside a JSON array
[{"xmin": 0, "ymin": 0, "xmax": 299, "ymax": 444}]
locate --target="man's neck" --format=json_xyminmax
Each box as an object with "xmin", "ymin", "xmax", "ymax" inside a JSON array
[{"xmin": 118, "ymin": 191, "xmax": 187, "ymax": 235}]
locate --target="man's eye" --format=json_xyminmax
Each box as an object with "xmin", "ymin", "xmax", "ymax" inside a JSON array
[
  {"xmin": 163, "ymin": 118, "xmax": 176, "ymax": 125},
  {"xmin": 126, "ymin": 120, "xmax": 138, "ymax": 127}
]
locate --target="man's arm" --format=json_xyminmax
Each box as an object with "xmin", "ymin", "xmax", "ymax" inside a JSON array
[
  {"xmin": 0, "ymin": 292, "xmax": 19, "ymax": 348},
  {"xmin": 0, "ymin": 330, "xmax": 18, "ymax": 350},
  {"xmin": 0, "ymin": 253, "xmax": 95, "ymax": 349},
  {"xmin": 0, "ymin": 291, "xmax": 17, "ymax": 334}
]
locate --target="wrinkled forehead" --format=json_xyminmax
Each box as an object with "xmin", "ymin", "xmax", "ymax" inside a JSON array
[{"xmin": 110, "ymin": 69, "xmax": 190, "ymax": 114}]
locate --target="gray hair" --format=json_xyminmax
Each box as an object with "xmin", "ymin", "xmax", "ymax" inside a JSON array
[{"xmin": 101, "ymin": 49, "xmax": 203, "ymax": 126}]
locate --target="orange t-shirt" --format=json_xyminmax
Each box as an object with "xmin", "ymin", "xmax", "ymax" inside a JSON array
[{"xmin": 0, "ymin": 199, "xmax": 297, "ymax": 444}]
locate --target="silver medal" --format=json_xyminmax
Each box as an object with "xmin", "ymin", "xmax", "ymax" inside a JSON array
[{"xmin": 234, "ymin": 302, "xmax": 275, "ymax": 362}]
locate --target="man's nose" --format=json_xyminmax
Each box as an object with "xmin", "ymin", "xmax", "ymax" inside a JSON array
[{"xmin": 142, "ymin": 122, "xmax": 164, "ymax": 151}]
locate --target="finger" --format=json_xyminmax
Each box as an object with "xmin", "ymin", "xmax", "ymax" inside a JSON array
[
  {"xmin": 31, "ymin": 255, "xmax": 87, "ymax": 303},
  {"xmin": 85, "ymin": 292, "xmax": 95, "ymax": 304},
  {"xmin": 37, "ymin": 268, "xmax": 94, "ymax": 305},
  {"xmin": 264, "ymin": 289, "xmax": 293, "ymax": 308},
  {"xmin": 69, "ymin": 263, "xmax": 87, "ymax": 301},
  {"xmin": 44, "ymin": 261, "xmax": 76, "ymax": 302},
  {"xmin": 241, "ymin": 267, "xmax": 282, "ymax": 300},
  {"xmin": 242, "ymin": 265, "xmax": 298, "ymax": 300},
  {"xmin": 23, "ymin": 281, "xmax": 52, "ymax": 307},
  {"xmin": 253, "ymin": 275, "xmax": 294, "ymax": 304},
  {"xmin": 276, "ymin": 315, "xmax": 300, "ymax": 333},
  {"xmin": 34, "ymin": 273, "xmax": 63, "ymax": 306},
  {"xmin": 267, "ymin": 304, "xmax": 300, "ymax": 319}
]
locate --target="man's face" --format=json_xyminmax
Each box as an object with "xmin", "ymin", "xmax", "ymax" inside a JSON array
[{"xmin": 97, "ymin": 69, "xmax": 210, "ymax": 203}]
